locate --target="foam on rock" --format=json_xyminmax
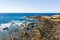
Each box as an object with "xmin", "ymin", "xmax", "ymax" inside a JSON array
[{"xmin": 0, "ymin": 15, "xmax": 60, "ymax": 40}]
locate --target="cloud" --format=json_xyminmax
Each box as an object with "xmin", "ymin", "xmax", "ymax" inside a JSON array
[{"xmin": 0, "ymin": 6, "xmax": 60, "ymax": 13}]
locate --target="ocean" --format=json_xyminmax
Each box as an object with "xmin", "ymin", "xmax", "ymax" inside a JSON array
[
  {"xmin": 0, "ymin": 13, "xmax": 60, "ymax": 35},
  {"xmin": 0, "ymin": 13, "xmax": 59, "ymax": 23},
  {"xmin": 0, "ymin": 13, "xmax": 60, "ymax": 31}
]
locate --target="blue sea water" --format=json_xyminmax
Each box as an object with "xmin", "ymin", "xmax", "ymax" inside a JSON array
[
  {"xmin": 0, "ymin": 13, "xmax": 60, "ymax": 35},
  {"xmin": 0, "ymin": 13, "xmax": 60, "ymax": 23}
]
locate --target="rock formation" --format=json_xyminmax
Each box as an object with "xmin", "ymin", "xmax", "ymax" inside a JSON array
[{"xmin": 0, "ymin": 15, "xmax": 60, "ymax": 40}]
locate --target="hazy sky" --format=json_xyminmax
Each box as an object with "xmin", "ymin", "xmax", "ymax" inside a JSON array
[{"xmin": 0, "ymin": 0, "xmax": 60, "ymax": 13}]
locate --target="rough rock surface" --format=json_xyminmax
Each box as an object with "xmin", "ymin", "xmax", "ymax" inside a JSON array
[{"xmin": 0, "ymin": 15, "xmax": 60, "ymax": 40}]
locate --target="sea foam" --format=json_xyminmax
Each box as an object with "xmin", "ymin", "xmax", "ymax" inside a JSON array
[{"xmin": 0, "ymin": 20, "xmax": 30, "ymax": 31}]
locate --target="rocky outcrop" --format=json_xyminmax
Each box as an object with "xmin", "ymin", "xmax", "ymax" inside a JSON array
[
  {"xmin": 24, "ymin": 15, "xmax": 60, "ymax": 40},
  {"xmin": 0, "ymin": 15, "xmax": 60, "ymax": 40}
]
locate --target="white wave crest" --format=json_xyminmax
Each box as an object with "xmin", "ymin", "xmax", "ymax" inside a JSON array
[{"xmin": 0, "ymin": 20, "xmax": 30, "ymax": 31}]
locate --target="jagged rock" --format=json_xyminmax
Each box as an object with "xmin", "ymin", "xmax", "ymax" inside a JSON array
[
  {"xmin": 0, "ymin": 15, "xmax": 60, "ymax": 40},
  {"xmin": 26, "ymin": 15, "xmax": 60, "ymax": 40},
  {"xmin": 31, "ymin": 28, "xmax": 41, "ymax": 40}
]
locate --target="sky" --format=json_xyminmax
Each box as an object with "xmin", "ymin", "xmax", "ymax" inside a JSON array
[{"xmin": 0, "ymin": 0, "xmax": 60, "ymax": 13}]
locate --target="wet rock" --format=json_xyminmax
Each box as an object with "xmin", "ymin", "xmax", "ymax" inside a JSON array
[
  {"xmin": 0, "ymin": 15, "xmax": 60, "ymax": 40},
  {"xmin": 3, "ymin": 27, "xmax": 9, "ymax": 30}
]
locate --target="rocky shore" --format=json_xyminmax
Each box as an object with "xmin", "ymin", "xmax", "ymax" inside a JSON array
[{"xmin": 0, "ymin": 14, "xmax": 60, "ymax": 40}]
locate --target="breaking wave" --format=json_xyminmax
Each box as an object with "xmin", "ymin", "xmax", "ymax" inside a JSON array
[{"xmin": 0, "ymin": 20, "xmax": 31, "ymax": 32}]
